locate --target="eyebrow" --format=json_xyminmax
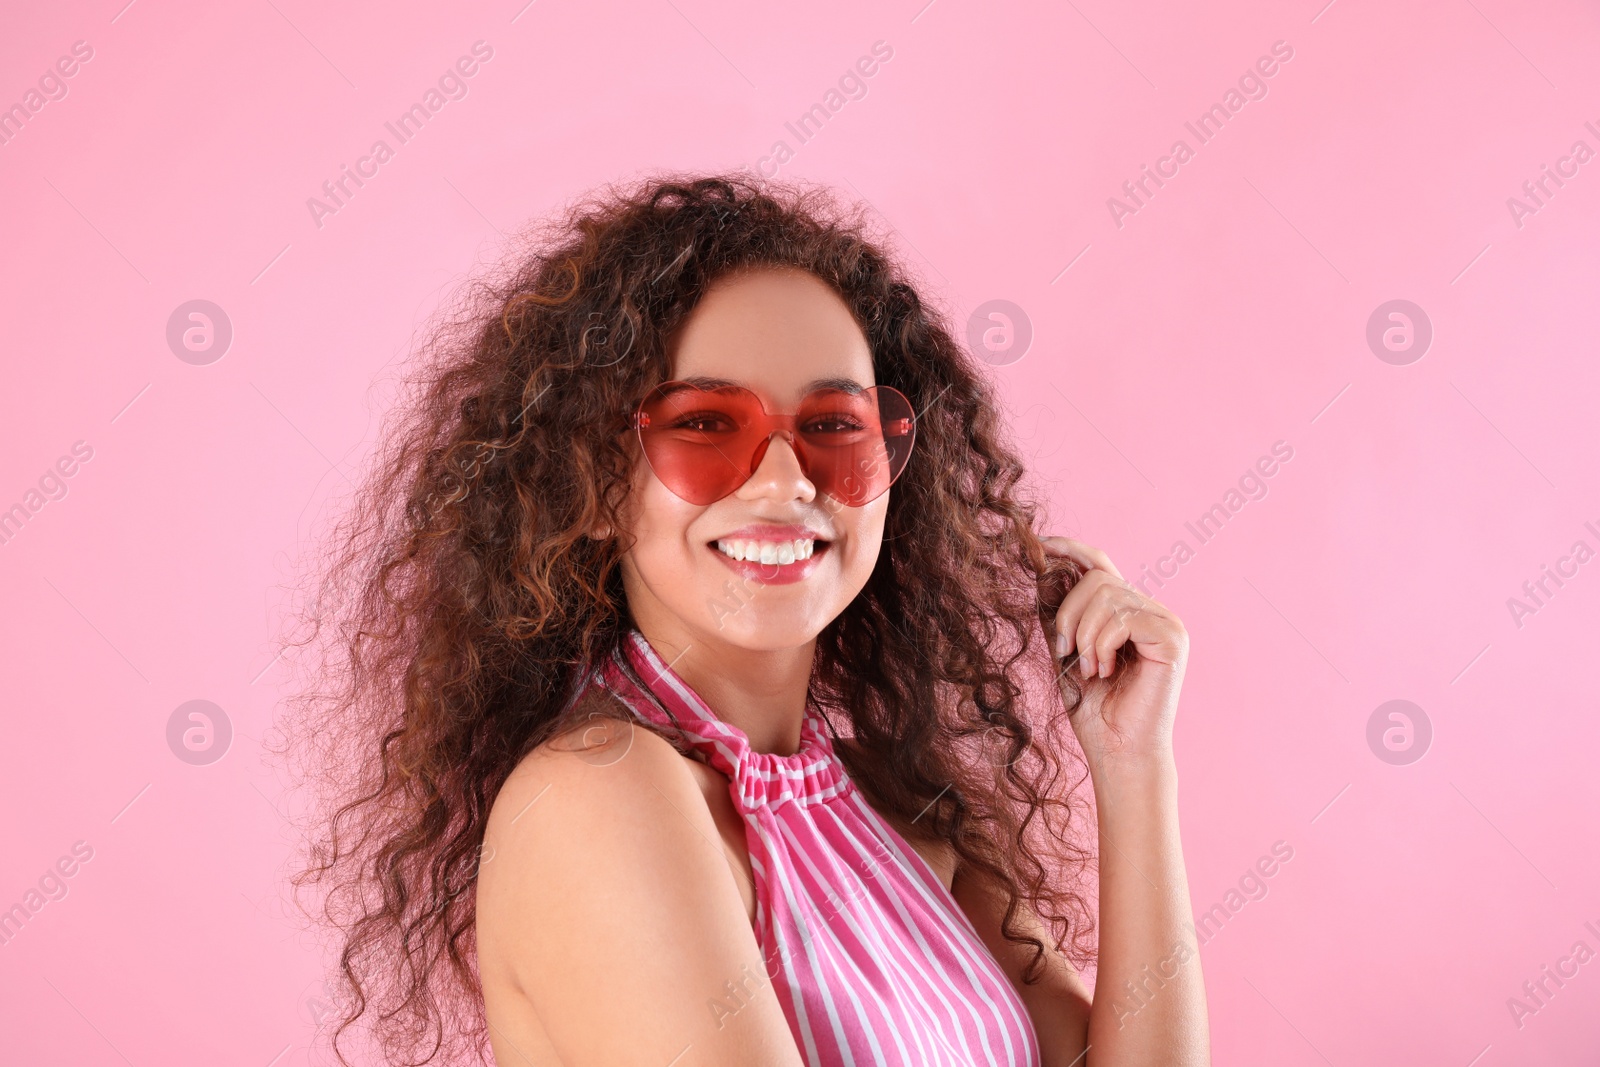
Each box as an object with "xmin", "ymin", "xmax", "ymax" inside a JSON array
[{"xmin": 673, "ymin": 374, "xmax": 869, "ymax": 394}]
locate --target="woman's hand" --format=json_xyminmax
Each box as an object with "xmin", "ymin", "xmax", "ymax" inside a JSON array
[{"xmin": 1039, "ymin": 536, "xmax": 1189, "ymax": 774}]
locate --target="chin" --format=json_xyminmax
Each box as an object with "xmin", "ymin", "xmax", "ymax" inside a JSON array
[{"xmin": 700, "ymin": 601, "xmax": 832, "ymax": 652}]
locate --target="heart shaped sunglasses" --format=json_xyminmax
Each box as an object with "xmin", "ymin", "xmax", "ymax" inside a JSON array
[{"xmin": 626, "ymin": 380, "xmax": 917, "ymax": 507}]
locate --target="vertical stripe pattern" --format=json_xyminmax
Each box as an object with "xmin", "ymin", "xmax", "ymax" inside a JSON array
[{"xmin": 591, "ymin": 630, "xmax": 1042, "ymax": 1067}]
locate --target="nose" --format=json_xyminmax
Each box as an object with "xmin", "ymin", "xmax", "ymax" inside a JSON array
[{"xmin": 736, "ymin": 430, "xmax": 817, "ymax": 504}]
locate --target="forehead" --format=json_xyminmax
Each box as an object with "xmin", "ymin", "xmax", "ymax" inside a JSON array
[{"xmin": 667, "ymin": 266, "xmax": 876, "ymax": 399}]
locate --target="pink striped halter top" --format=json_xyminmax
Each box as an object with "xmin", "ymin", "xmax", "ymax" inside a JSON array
[{"xmin": 590, "ymin": 629, "xmax": 1043, "ymax": 1067}]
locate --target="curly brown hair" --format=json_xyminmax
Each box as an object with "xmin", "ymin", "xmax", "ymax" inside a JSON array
[{"xmin": 272, "ymin": 172, "xmax": 1102, "ymax": 1066}]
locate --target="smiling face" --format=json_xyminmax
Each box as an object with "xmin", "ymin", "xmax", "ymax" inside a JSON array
[{"xmin": 615, "ymin": 266, "xmax": 889, "ymax": 654}]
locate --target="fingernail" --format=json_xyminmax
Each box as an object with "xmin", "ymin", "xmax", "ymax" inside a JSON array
[{"xmin": 1054, "ymin": 633, "xmax": 1068, "ymax": 658}]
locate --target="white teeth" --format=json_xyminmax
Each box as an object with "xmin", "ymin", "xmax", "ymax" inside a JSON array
[{"xmin": 714, "ymin": 537, "xmax": 817, "ymax": 563}]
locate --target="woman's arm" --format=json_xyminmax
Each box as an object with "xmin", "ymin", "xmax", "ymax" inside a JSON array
[
  {"xmin": 1084, "ymin": 750, "xmax": 1207, "ymax": 1063},
  {"xmin": 1015, "ymin": 535, "xmax": 1211, "ymax": 1066},
  {"xmin": 951, "ymin": 755, "xmax": 1206, "ymax": 1067}
]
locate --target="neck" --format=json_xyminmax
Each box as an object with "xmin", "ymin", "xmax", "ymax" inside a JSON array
[{"xmin": 630, "ymin": 621, "xmax": 816, "ymax": 757}]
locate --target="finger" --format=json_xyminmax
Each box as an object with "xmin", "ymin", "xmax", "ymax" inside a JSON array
[
  {"xmin": 1050, "ymin": 568, "xmax": 1119, "ymax": 658},
  {"xmin": 1093, "ymin": 605, "xmax": 1137, "ymax": 679},
  {"xmin": 1063, "ymin": 581, "xmax": 1151, "ymax": 678},
  {"xmin": 1040, "ymin": 536, "xmax": 1124, "ymax": 581},
  {"xmin": 1072, "ymin": 586, "xmax": 1131, "ymax": 679},
  {"xmin": 1092, "ymin": 590, "xmax": 1186, "ymax": 677}
]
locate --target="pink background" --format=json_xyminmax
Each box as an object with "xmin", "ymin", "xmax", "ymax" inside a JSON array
[{"xmin": 3, "ymin": 0, "xmax": 1598, "ymax": 1063}]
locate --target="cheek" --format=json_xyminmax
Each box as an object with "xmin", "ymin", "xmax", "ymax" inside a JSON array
[
  {"xmin": 621, "ymin": 468, "xmax": 704, "ymax": 565},
  {"xmin": 838, "ymin": 500, "xmax": 888, "ymax": 578}
]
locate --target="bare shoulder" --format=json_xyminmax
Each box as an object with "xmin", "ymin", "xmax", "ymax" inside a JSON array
[{"xmin": 476, "ymin": 705, "xmax": 804, "ymax": 1066}]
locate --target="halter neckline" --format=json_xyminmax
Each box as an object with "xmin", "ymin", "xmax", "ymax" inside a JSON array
[{"xmin": 598, "ymin": 629, "xmax": 852, "ymax": 814}]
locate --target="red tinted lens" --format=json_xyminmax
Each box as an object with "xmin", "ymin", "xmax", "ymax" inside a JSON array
[
  {"xmin": 793, "ymin": 387, "xmax": 915, "ymax": 507},
  {"xmin": 634, "ymin": 382, "xmax": 917, "ymax": 506},
  {"xmin": 634, "ymin": 385, "xmax": 769, "ymax": 505}
]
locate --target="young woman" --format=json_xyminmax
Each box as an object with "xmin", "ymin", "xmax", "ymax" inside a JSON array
[{"xmin": 282, "ymin": 175, "xmax": 1210, "ymax": 1066}]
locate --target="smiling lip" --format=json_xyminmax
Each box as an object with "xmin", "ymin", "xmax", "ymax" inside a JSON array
[
  {"xmin": 708, "ymin": 523, "xmax": 831, "ymax": 586},
  {"xmin": 709, "ymin": 540, "xmax": 829, "ymax": 584}
]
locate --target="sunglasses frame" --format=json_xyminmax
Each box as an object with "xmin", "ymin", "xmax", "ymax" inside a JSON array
[{"xmin": 624, "ymin": 379, "xmax": 917, "ymax": 507}]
